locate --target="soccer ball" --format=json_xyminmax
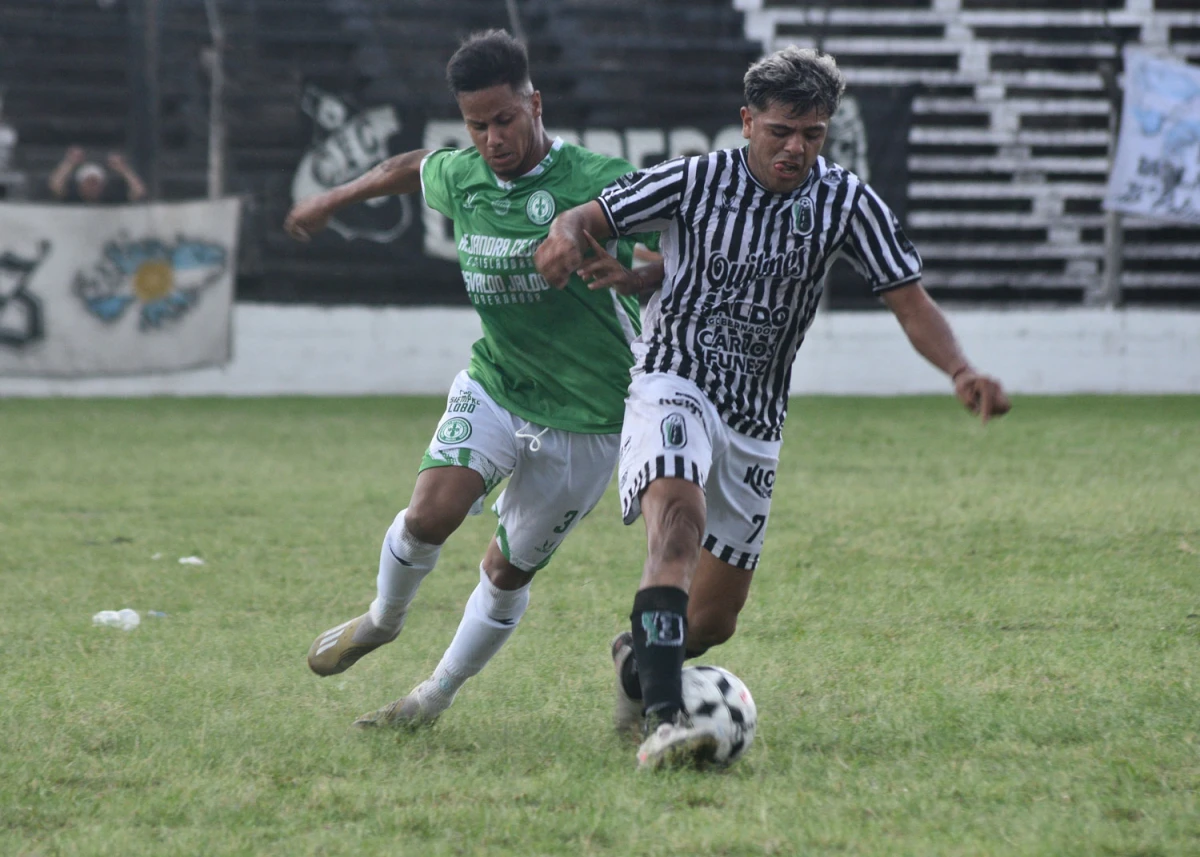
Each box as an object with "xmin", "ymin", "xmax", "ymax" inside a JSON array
[{"xmin": 681, "ymin": 665, "xmax": 757, "ymax": 765}]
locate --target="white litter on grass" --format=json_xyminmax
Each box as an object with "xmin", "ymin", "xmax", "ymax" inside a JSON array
[
  {"xmin": 178, "ymin": 556, "xmax": 205, "ymax": 565},
  {"xmin": 93, "ymin": 609, "xmax": 140, "ymax": 631},
  {"xmin": 151, "ymin": 553, "xmax": 163, "ymax": 560}
]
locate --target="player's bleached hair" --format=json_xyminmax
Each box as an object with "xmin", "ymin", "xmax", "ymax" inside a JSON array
[
  {"xmin": 446, "ymin": 29, "xmax": 533, "ymax": 97},
  {"xmin": 744, "ymin": 46, "xmax": 846, "ymax": 118}
]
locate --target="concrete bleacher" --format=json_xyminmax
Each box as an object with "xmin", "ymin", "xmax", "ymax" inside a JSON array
[{"xmin": 0, "ymin": 0, "xmax": 131, "ymax": 177}]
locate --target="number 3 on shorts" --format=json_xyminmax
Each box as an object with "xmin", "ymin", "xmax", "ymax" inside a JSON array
[{"xmin": 553, "ymin": 510, "xmax": 578, "ymax": 534}]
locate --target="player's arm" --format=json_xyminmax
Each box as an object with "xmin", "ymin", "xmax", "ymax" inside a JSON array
[
  {"xmin": 284, "ymin": 148, "xmax": 431, "ymax": 241},
  {"xmin": 535, "ymin": 200, "xmax": 613, "ymax": 288},
  {"xmin": 881, "ymin": 281, "xmax": 1011, "ymax": 424}
]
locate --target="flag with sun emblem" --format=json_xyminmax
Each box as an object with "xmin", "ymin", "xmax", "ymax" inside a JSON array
[{"xmin": 0, "ymin": 198, "xmax": 239, "ymax": 377}]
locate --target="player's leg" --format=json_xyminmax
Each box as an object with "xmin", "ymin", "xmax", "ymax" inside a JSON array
[
  {"xmin": 682, "ymin": 551, "xmax": 754, "ymax": 657},
  {"xmin": 686, "ymin": 425, "xmax": 778, "ymax": 652},
  {"xmin": 613, "ymin": 544, "xmax": 753, "ymax": 718},
  {"xmin": 354, "ymin": 539, "xmax": 533, "ymax": 728},
  {"xmin": 616, "ymin": 425, "xmax": 776, "ymax": 755},
  {"xmin": 357, "ymin": 423, "xmax": 617, "ymax": 727},
  {"xmin": 308, "ymin": 371, "xmax": 512, "ymax": 678},
  {"xmin": 615, "ymin": 373, "xmax": 723, "ymax": 767}
]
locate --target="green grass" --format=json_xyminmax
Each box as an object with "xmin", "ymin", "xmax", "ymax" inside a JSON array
[{"xmin": 1, "ymin": 395, "xmax": 1198, "ymax": 856}]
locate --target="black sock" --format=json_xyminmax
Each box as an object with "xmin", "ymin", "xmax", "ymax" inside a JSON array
[
  {"xmin": 623, "ymin": 647, "xmax": 707, "ymax": 702},
  {"xmin": 630, "ymin": 586, "xmax": 689, "ymax": 725},
  {"xmin": 623, "ymin": 646, "xmax": 706, "ymax": 701},
  {"xmin": 619, "ymin": 650, "xmax": 642, "ymax": 701}
]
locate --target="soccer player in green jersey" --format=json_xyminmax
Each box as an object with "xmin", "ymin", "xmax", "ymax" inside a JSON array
[{"xmin": 284, "ymin": 30, "xmax": 662, "ymax": 728}]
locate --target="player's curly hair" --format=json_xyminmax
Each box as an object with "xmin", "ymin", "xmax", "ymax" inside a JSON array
[
  {"xmin": 446, "ymin": 29, "xmax": 533, "ymax": 97},
  {"xmin": 744, "ymin": 46, "xmax": 845, "ymax": 118}
]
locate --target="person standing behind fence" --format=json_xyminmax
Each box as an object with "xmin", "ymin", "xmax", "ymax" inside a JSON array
[
  {"xmin": 48, "ymin": 146, "xmax": 146, "ymax": 204},
  {"xmin": 536, "ymin": 46, "xmax": 1010, "ymax": 769}
]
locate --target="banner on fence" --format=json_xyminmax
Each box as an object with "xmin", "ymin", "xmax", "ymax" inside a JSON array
[
  {"xmin": 1104, "ymin": 48, "xmax": 1200, "ymax": 225},
  {"xmin": 0, "ymin": 198, "xmax": 240, "ymax": 377}
]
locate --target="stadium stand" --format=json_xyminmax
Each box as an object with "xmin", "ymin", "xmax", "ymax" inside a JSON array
[
  {"xmin": 737, "ymin": 0, "xmax": 1200, "ymax": 304},
  {"xmin": 1, "ymin": 0, "xmax": 1196, "ymax": 305}
]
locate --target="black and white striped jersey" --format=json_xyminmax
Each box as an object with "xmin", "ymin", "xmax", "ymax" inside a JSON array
[{"xmin": 598, "ymin": 149, "xmax": 922, "ymax": 441}]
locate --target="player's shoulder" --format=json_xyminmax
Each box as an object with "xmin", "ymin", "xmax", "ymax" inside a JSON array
[
  {"xmin": 559, "ymin": 140, "xmax": 637, "ymax": 179},
  {"xmin": 424, "ymin": 146, "xmax": 486, "ymax": 180},
  {"xmin": 811, "ymin": 156, "xmax": 867, "ymax": 193}
]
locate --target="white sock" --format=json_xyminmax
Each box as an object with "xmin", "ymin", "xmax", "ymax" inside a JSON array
[
  {"xmin": 418, "ymin": 565, "xmax": 531, "ymax": 710},
  {"xmin": 368, "ymin": 508, "xmax": 441, "ymax": 633}
]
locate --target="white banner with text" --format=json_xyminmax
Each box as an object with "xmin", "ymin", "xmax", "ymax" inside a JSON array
[
  {"xmin": 0, "ymin": 198, "xmax": 240, "ymax": 376},
  {"xmin": 1104, "ymin": 48, "xmax": 1200, "ymax": 224}
]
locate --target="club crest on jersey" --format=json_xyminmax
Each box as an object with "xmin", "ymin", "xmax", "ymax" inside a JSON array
[
  {"xmin": 526, "ymin": 190, "xmax": 556, "ymax": 225},
  {"xmin": 661, "ymin": 412, "xmax": 687, "ymax": 449},
  {"xmin": 792, "ymin": 197, "xmax": 814, "ymax": 236},
  {"xmin": 436, "ymin": 417, "xmax": 472, "ymax": 444}
]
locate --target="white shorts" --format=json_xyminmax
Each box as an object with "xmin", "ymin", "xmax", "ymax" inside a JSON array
[
  {"xmin": 617, "ymin": 373, "xmax": 781, "ymax": 571},
  {"xmin": 421, "ymin": 370, "xmax": 620, "ymax": 572}
]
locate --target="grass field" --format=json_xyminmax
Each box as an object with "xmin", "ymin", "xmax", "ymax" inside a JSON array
[{"xmin": 2, "ymin": 395, "xmax": 1198, "ymax": 856}]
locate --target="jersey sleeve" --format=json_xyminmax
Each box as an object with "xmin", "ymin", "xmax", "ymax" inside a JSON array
[
  {"xmin": 419, "ymin": 148, "xmax": 460, "ymax": 217},
  {"xmin": 838, "ymin": 183, "xmax": 923, "ymax": 292},
  {"xmin": 597, "ymin": 158, "xmax": 688, "ymax": 237}
]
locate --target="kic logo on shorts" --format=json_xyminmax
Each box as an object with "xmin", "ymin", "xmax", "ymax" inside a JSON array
[
  {"xmin": 743, "ymin": 463, "xmax": 775, "ymax": 499},
  {"xmin": 661, "ymin": 413, "xmax": 687, "ymax": 449}
]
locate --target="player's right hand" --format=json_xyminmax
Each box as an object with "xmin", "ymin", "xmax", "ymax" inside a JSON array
[
  {"xmin": 577, "ymin": 231, "xmax": 643, "ymax": 295},
  {"xmin": 954, "ymin": 370, "xmax": 1011, "ymax": 424},
  {"xmin": 284, "ymin": 196, "xmax": 332, "ymax": 242}
]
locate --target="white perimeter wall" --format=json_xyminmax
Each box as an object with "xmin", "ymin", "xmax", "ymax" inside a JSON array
[{"xmin": 1, "ymin": 306, "xmax": 1197, "ymax": 397}]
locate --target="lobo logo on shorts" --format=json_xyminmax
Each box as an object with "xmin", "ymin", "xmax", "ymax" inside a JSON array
[
  {"xmin": 436, "ymin": 417, "xmax": 472, "ymax": 444},
  {"xmin": 661, "ymin": 413, "xmax": 687, "ymax": 449}
]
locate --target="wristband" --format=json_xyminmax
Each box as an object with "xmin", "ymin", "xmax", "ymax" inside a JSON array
[{"xmin": 951, "ymin": 366, "xmax": 971, "ymax": 381}]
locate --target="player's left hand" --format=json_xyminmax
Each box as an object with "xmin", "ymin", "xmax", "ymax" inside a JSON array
[
  {"xmin": 577, "ymin": 231, "xmax": 643, "ymax": 295},
  {"xmin": 954, "ymin": 369, "xmax": 1011, "ymax": 424}
]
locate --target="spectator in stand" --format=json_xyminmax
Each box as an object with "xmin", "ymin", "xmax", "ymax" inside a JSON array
[{"xmin": 48, "ymin": 147, "xmax": 146, "ymax": 203}]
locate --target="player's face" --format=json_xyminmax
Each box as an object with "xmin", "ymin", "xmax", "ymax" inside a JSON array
[
  {"xmin": 457, "ymin": 84, "xmax": 545, "ymax": 180},
  {"xmin": 741, "ymin": 102, "xmax": 830, "ymax": 194}
]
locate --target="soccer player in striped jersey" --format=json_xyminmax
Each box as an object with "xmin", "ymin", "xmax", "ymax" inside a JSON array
[
  {"xmin": 536, "ymin": 46, "xmax": 1010, "ymax": 768},
  {"xmin": 285, "ymin": 30, "xmax": 661, "ymax": 730}
]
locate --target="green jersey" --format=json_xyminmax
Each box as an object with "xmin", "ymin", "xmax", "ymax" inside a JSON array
[{"xmin": 420, "ymin": 139, "xmax": 646, "ymax": 434}]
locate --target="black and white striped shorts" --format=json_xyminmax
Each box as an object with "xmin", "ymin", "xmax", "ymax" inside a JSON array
[{"xmin": 617, "ymin": 373, "xmax": 781, "ymax": 571}]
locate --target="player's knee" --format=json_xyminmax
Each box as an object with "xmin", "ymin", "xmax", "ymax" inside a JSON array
[
  {"xmin": 482, "ymin": 545, "xmax": 535, "ymax": 591},
  {"xmin": 400, "ymin": 504, "xmax": 456, "ymax": 546}
]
